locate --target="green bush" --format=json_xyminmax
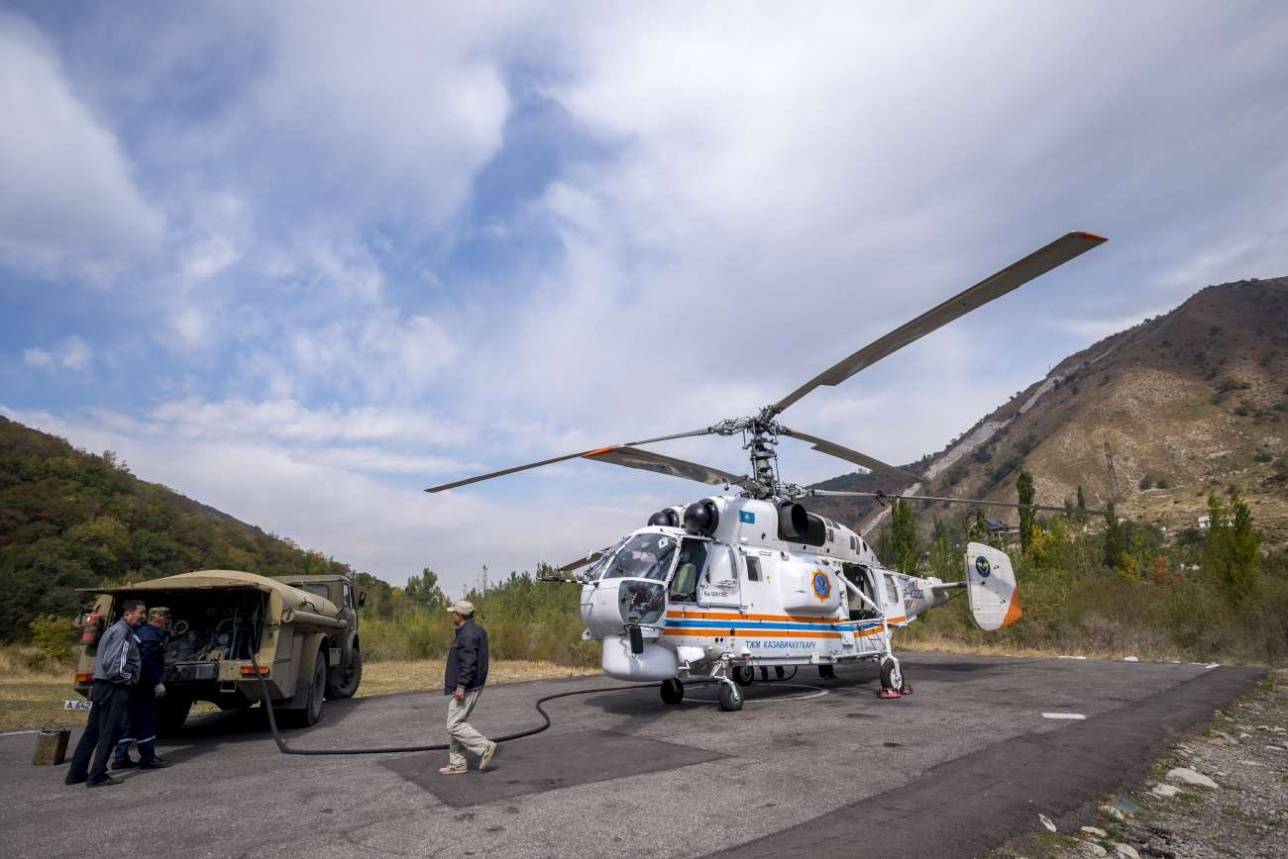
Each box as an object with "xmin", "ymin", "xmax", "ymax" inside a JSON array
[{"xmin": 28, "ymin": 614, "xmax": 75, "ymax": 661}]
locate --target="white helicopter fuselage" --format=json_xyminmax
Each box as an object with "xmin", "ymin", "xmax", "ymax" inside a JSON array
[{"xmin": 579, "ymin": 495, "xmax": 975, "ymax": 683}]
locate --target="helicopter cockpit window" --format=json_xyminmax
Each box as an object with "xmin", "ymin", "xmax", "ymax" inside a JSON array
[
  {"xmin": 668, "ymin": 539, "xmax": 709, "ymax": 602},
  {"xmin": 598, "ymin": 534, "xmax": 678, "ymax": 582}
]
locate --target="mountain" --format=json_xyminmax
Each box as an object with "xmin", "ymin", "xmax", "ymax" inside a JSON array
[
  {"xmin": 0, "ymin": 415, "xmax": 356, "ymax": 641},
  {"xmin": 807, "ymin": 278, "xmax": 1288, "ymax": 545}
]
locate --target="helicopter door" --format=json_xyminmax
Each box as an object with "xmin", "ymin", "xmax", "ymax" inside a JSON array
[
  {"xmin": 697, "ymin": 543, "xmax": 741, "ymax": 608},
  {"xmin": 668, "ymin": 538, "xmax": 709, "ymax": 603}
]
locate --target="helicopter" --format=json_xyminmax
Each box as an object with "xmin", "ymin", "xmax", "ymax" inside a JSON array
[{"xmin": 428, "ymin": 231, "xmax": 1106, "ymax": 711}]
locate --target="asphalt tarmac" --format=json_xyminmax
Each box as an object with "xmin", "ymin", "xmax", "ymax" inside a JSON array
[{"xmin": 0, "ymin": 653, "xmax": 1263, "ymax": 858}]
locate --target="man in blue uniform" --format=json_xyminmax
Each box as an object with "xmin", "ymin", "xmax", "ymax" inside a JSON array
[
  {"xmin": 65, "ymin": 598, "xmax": 145, "ymax": 787},
  {"xmin": 112, "ymin": 606, "xmax": 172, "ymax": 770}
]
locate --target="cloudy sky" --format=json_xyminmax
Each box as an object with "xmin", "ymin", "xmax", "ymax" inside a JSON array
[{"xmin": 2, "ymin": 2, "xmax": 1287, "ymax": 593}]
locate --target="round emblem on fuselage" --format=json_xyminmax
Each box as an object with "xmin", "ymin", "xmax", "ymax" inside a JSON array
[
  {"xmin": 975, "ymin": 555, "xmax": 991, "ymax": 577},
  {"xmin": 812, "ymin": 570, "xmax": 831, "ymax": 600}
]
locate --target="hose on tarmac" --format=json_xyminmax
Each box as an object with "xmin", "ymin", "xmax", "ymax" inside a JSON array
[
  {"xmin": 248, "ymin": 652, "xmax": 809, "ymax": 756},
  {"xmin": 248, "ymin": 651, "xmax": 658, "ymax": 756}
]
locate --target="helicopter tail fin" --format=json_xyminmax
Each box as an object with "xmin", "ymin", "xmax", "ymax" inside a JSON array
[{"xmin": 963, "ymin": 542, "xmax": 1022, "ymax": 631}]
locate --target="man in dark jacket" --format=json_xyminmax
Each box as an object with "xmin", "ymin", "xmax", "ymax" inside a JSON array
[
  {"xmin": 113, "ymin": 606, "xmax": 172, "ymax": 770},
  {"xmin": 440, "ymin": 600, "xmax": 496, "ymax": 775},
  {"xmin": 66, "ymin": 598, "xmax": 146, "ymax": 787}
]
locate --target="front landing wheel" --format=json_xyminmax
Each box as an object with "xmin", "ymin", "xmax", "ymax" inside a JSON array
[
  {"xmin": 717, "ymin": 681, "xmax": 744, "ymax": 712},
  {"xmin": 660, "ymin": 678, "xmax": 684, "ymax": 705}
]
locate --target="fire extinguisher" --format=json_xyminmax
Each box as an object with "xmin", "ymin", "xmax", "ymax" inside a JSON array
[{"xmin": 80, "ymin": 608, "xmax": 101, "ymax": 645}]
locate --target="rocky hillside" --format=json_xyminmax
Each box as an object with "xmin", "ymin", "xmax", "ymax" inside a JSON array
[{"xmin": 809, "ymin": 278, "xmax": 1288, "ymax": 545}]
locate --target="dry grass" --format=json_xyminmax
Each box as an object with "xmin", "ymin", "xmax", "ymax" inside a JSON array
[
  {"xmin": 0, "ymin": 646, "xmax": 597, "ymax": 732},
  {"xmin": 898, "ymin": 630, "xmax": 1193, "ymax": 663},
  {"xmin": 357, "ymin": 659, "xmax": 597, "ymax": 698}
]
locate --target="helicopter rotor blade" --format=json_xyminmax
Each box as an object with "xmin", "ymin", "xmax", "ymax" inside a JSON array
[
  {"xmin": 425, "ymin": 427, "xmax": 718, "ymax": 493},
  {"xmin": 777, "ymin": 426, "xmax": 921, "ymax": 483},
  {"xmin": 586, "ymin": 446, "xmax": 763, "ymax": 493},
  {"xmin": 768, "ymin": 231, "xmax": 1107, "ymax": 416},
  {"xmin": 557, "ymin": 550, "xmax": 605, "ymax": 574},
  {"xmin": 806, "ymin": 488, "xmax": 1101, "ymax": 515}
]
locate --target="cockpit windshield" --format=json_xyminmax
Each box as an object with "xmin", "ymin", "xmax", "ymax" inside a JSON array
[{"xmin": 597, "ymin": 533, "xmax": 678, "ymax": 582}]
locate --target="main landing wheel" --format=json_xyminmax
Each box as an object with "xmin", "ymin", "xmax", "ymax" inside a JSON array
[
  {"xmin": 717, "ymin": 681, "xmax": 744, "ymax": 712},
  {"xmin": 732, "ymin": 665, "xmax": 755, "ymax": 686},
  {"xmin": 660, "ymin": 678, "xmax": 684, "ymax": 705},
  {"xmin": 879, "ymin": 656, "xmax": 907, "ymax": 698}
]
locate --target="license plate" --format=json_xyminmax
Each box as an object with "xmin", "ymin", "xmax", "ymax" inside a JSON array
[{"xmin": 64, "ymin": 699, "xmax": 92, "ymax": 711}]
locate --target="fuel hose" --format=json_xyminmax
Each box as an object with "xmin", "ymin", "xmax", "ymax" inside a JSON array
[
  {"xmin": 248, "ymin": 653, "xmax": 807, "ymax": 756},
  {"xmin": 248, "ymin": 651, "xmax": 657, "ymax": 756}
]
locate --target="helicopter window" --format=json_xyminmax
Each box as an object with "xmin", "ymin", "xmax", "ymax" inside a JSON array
[
  {"xmin": 826, "ymin": 528, "xmax": 834, "ymax": 544},
  {"xmin": 705, "ymin": 545, "xmax": 736, "ymax": 585},
  {"xmin": 599, "ymin": 534, "xmax": 678, "ymax": 582},
  {"xmin": 745, "ymin": 556, "xmax": 761, "ymax": 582},
  {"xmin": 884, "ymin": 574, "xmax": 900, "ymax": 604},
  {"xmin": 668, "ymin": 539, "xmax": 708, "ymax": 602},
  {"xmin": 850, "ymin": 535, "xmax": 857, "ymax": 551}
]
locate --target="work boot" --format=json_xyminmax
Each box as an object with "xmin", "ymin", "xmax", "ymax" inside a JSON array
[
  {"xmin": 111, "ymin": 756, "xmax": 138, "ymax": 770},
  {"xmin": 479, "ymin": 741, "xmax": 498, "ymax": 771},
  {"xmin": 438, "ymin": 763, "xmax": 468, "ymax": 775},
  {"xmin": 64, "ymin": 774, "xmax": 87, "ymax": 786},
  {"xmin": 139, "ymin": 758, "xmax": 171, "ymax": 770},
  {"xmin": 87, "ymin": 776, "xmax": 123, "ymax": 788}
]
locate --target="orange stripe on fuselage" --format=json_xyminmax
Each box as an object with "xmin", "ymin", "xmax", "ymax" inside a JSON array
[
  {"xmin": 885, "ymin": 615, "xmax": 907, "ymax": 624},
  {"xmin": 665, "ymin": 609, "xmax": 850, "ymax": 624},
  {"xmin": 662, "ymin": 629, "xmax": 842, "ymax": 639}
]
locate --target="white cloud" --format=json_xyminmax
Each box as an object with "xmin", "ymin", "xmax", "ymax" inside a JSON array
[
  {"xmin": 180, "ymin": 235, "xmax": 240, "ymax": 285},
  {"xmin": 22, "ymin": 336, "xmax": 92, "ymax": 371},
  {"xmin": 0, "ymin": 12, "xmax": 162, "ymax": 283}
]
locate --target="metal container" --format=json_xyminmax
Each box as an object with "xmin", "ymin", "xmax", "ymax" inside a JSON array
[{"xmin": 32, "ymin": 728, "xmax": 70, "ymax": 766}]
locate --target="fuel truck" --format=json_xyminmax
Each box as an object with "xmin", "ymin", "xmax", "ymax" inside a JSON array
[{"xmin": 72, "ymin": 570, "xmax": 364, "ymax": 733}]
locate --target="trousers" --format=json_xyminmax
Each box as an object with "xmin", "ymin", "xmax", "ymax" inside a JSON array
[
  {"xmin": 445, "ymin": 688, "xmax": 490, "ymax": 766},
  {"xmin": 115, "ymin": 683, "xmax": 159, "ymax": 763},
  {"xmin": 67, "ymin": 680, "xmax": 131, "ymax": 784}
]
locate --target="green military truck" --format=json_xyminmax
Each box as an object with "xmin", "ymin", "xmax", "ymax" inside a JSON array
[{"xmin": 73, "ymin": 570, "xmax": 364, "ymax": 733}]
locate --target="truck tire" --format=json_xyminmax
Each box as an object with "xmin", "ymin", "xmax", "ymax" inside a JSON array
[
  {"xmin": 156, "ymin": 696, "xmax": 193, "ymax": 737},
  {"xmin": 326, "ymin": 646, "xmax": 362, "ymax": 700},
  {"xmin": 280, "ymin": 654, "xmax": 327, "ymax": 728}
]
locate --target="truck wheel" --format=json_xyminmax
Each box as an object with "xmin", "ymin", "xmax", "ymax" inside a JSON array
[
  {"xmin": 717, "ymin": 682, "xmax": 744, "ymax": 712},
  {"xmin": 156, "ymin": 696, "xmax": 193, "ymax": 737},
  {"xmin": 281, "ymin": 655, "xmax": 327, "ymax": 728},
  {"xmin": 326, "ymin": 646, "xmax": 363, "ymax": 700},
  {"xmin": 732, "ymin": 665, "xmax": 755, "ymax": 686},
  {"xmin": 660, "ymin": 678, "xmax": 684, "ymax": 705}
]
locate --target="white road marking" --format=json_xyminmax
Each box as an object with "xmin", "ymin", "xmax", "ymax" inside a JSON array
[
  {"xmin": 1042, "ymin": 712, "xmax": 1087, "ymax": 720},
  {"xmin": 1057, "ymin": 655, "xmax": 1087, "ymax": 660},
  {"xmin": 0, "ymin": 729, "xmax": 41, "ymax": 737}
]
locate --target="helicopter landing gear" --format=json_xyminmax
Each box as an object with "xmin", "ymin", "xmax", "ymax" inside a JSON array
[
  {"xmin": 660, "ymin": 677, "xmax": 684, "ymax": 706},
  {"xmin": 878, "ymin": 656, "xmax": 909, "ymax": 699},
  {"xmin": 732, "ymin": 665, "xmax": 755, "ymax": 686},
  {"xmin": 717, "ymin": 679, "xmax": 744, "ymax": 712}
]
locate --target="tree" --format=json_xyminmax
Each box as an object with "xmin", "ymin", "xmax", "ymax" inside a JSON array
[
  {"xmin": 1075, "ymin": 485, "xmax": 1088, "ymax": 524},
  {"xmin": 1102, "ymin": 501, "xmax": 1124, "ymax": 570},
  {"xmin": 1017, "ymin": 470, "xmax": 1035, "ymax": 554},
  {"xmin": 404, "ymin": 568, "xmax": 447, "ymax": 609},
  {"xmin": 1204, "ymin": 492, "xmax": 1260, "ymax": 604},
  {"xmin": 887, "ymin": 499, "xmax": 920, "ymax": 573}
]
